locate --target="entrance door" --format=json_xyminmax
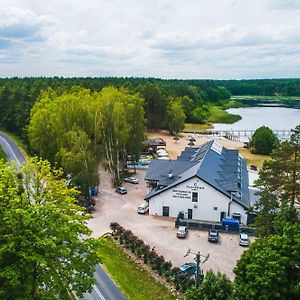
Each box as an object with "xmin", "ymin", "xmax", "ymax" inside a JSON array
[
  {"xmin": 188, "ymin": 209, "xmax": 193, "ymax": 219},
  {"xmin": 220, "ymin": 211, "xmax": 226, "ymax": 222},
  {"xmin": 162, "ymin": 206, "xmax": 169, "ymax": 217}
]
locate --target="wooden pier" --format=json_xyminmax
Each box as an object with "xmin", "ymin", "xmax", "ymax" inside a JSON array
[{"xmin": 186, "ymin": 129, "xmax": 292, "ymax": 141}]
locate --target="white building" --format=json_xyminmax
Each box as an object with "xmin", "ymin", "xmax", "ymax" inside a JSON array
[{"xmin": 144, "ymin": 140, "xmax": 251, "ymax": 225}]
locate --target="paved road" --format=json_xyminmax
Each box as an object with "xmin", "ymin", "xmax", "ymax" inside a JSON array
[
  {"xmin": 82, "ymin": 265, "xmax": 127, "ymax": 300},
  {"xmin": 0, "ymin": 132, "xmax": 26, "ymax": 166},
  {"xmin": 0, "ymin": 131, "xmax": 126, "ymax": 300}
]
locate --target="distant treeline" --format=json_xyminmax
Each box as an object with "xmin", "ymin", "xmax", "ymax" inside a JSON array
[
  {"xmin": 0, "ymin": 77, "xmax": 230, "ymax": 139},
  {"xmin": 217, "ymin": 78, "xmax": 300, "ymax": 96},
  {"xmin": 1, "ymin": 77, "xmax": 300, "ymax": 140}
]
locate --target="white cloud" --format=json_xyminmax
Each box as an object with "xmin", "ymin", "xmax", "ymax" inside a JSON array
[{"xmin": 0, "ymin": 0, "xmax": 299, "ymax": 78}]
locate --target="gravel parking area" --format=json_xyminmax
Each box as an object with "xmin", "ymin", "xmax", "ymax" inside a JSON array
[{"xmin": 88, "ymin": 167, "xmax": 250, "ymax": 279}]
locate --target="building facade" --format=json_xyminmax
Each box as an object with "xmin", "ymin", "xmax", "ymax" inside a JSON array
[{"xmin": 144, "ymin": 141, "xmax": 251, "ymax": 224}]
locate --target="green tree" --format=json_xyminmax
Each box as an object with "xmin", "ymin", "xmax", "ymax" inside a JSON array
[
  {"xmin": 28, "ymin": 87, "xmax": 99, "ymax": 197},
  {"xmin": 166, "ymin": 100, "xmax": 186, "ymax": 136},
  {"xmin": 140, "ymin": 83, "xmax": 167, "ymax": 129},
  {"xmin": 250, "ymin": 126, "xmax": 278, "ymax": 155},
  {"xmin": 93, "ymin": 87, "xmax": 146, "ymax": 183},
  {"xmin": 253, "ymin": 124, "xmax": 300, "ymax": 236},
  {"xmin": 0, "ymin": 158, "xmax": 99, "ymax": 299},
  {"xmin": 186, "ymin": 270, "xmax": 232, "ymax": 300},
  {"xmin": 233, "ymin": 224, "xmax": 300, "ymax": 300}
]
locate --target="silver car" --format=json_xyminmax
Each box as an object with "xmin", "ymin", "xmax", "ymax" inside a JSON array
[
  {"xmin": 124, "ymin": 177, "xmax": 139, "ymax": 184},
  {"xmin": 177, "ymin": 226, "xmax": 188, "ymax": 238},
  {"xmin": 239, "ymin": 233, "xmax": 250, "ymax": 247}
]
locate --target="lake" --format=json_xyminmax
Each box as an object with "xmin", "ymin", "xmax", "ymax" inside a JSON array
[{"xmin": 213, "ymin": 106, "xmax": 300, "ymax": 132}]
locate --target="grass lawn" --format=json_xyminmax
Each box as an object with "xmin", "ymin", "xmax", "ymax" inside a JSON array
[
  {"xmin": 207, "ymin": 106, "xmax": 241, "ymax": 124},
  {"xmin": 183, "ymin": 123, "xmax": 212, "ymax": 132},
  {"xmin": 0, "ymin": 145, "xmax": 7, "ymax": 162},
  {"xmin": 238, "ymin": 148, "xmax": 270, "ymax": 169},
  {"xmin": 98, "ymin": 237, "xmax": 176, "ymax": 300}
]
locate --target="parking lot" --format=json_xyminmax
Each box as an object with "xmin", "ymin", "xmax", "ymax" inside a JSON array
[{"xmin": 88, "ymin": 167, "xmax": 250, "ymax": 279}]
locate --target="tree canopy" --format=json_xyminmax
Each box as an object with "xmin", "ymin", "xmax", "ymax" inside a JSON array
[
  {"xmin": 234, "ymin": 224, "xmax": 300, "ymax": 300},
  {"xmin": 28, "ymin": 86, "xmax": 146, "ymax": 188},
  {"xmin": 0, "ymin": 158, "xmax": 99, "ymax": 299},
  {"xmin": 186, "ymin": 270, "xmax": 232, "ymax": 300},
  {"xmin": 250, "ymin": 126, "xmax": 278, "ymax": 155},
  {"xmin": 166, "ymin": 98, "xmax": 186, "ymax": 136},
  {"xmin": 0, "ymin": 77, "xmax": 231, "ymax": 138},
  {"xmin": 253, "ymin": 124, "xmax": 300, "ymax": 236}
]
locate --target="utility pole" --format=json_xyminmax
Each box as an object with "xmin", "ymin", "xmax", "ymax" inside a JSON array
[{"xmin": 184, "ymin": 249, "xmax": 209, "ymax": 288}]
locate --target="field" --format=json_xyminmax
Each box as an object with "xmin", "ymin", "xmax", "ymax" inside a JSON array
[{"xmin": 98, "ymin": 237, "xmax": 175, "ymax": 300}]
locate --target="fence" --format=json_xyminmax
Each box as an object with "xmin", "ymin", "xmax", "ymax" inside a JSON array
[{"xmin": 175, "ymin": 218, "xmax": 256, "ymax": 236}]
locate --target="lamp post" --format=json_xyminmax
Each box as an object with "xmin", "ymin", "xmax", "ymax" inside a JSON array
[
  {"xmin": 184, "ymin": 249, "xmax": 209, "ymax": 288},
  {"xmin": 227, "ymin": 192, "xmax": 234, "ymax": 217}
]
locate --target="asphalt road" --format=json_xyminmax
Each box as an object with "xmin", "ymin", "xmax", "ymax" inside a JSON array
[
  {"xmin": 0, "ymin": 132, "xmax": 26, "ymax": 166},
  {"xmin": 82, "ymin": 265, "xmax": 127, "ymax": 300},
  {"xmin": 0, "ymin": 131, "xmax": 127, "ymax": 300}
]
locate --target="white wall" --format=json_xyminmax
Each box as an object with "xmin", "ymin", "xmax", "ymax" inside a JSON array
[{"xmin": 148, "ymin": 176, "xmax": 248, "ymax": 224}]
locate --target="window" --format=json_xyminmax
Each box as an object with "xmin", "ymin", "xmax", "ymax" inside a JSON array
[
  {"xmin": 192, "ymin": 192, "xmax": 198, "ymax": 202},
  {"xmin": 214, "ymin": 206, "xmax": 218, "ymax": 211}
]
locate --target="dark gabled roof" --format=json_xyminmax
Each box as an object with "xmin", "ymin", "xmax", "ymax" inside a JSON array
[
  {"xmin": 144, "ymin": 140, "xmax": 250, "ymax": 208},
  {"xmin": 145, "ymin": 159, "xmax": 198, "ymax": 186}
]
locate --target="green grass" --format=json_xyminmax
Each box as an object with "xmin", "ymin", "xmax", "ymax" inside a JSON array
[
  {"xmin": 184, "ymin": 123, "xmax": 212, "ymax": 132},
  {"xmin": 98, "ymin": 237, "xmax": 176, "ymax": 300},
  {"xmin": 0, "ymin": 145, "xmax": 7, "ymax": 162},
  {"xmin": 219, "ymin": 99, "xmax": 248, "ymax": 109},
  {"xmin": 238, "ymin": 148, "xmax": 270, "ymax": 169},
  {"xmin": 207, "ymin": 106, "xmax": 241, "ymax": 124}
]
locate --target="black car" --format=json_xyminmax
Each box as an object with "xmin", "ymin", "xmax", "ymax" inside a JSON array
[{"xmin": 208, "ymin": 229, "xmax": 219, "ymax": 242}]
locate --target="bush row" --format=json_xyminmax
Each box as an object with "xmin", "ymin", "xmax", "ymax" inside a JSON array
[{"xmin": 109, "ymin": 222, "xmax": 195, "ymax": 292}]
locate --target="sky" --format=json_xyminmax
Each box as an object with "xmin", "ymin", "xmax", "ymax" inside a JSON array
[{"xmin": 0, "ymin": 0, "xmax": 300, "ymax": 79}]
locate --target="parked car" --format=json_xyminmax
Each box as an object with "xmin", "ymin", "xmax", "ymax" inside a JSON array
[
  {"xmin": 179, "ymin": 262, "xmax": 197, "ymax": 277},
  {"xmin": 137, "ymin": 202, "xmax": 149, "ymax": 214},
  {"xmin": 124, "ymin": 177, "xmax": 139, "ymax": 184},
  {"xmin": 208, "ymin": 229, "xmax": 219, "ymax": 242},
  {"xmin": 177, "ymin": 226, "xmax": 188, "ymax": 238},
  {"xmin": 90, "ymin": 187, "xmax": 98, "ymax": 196},
  {"xmin": 116, "ymin": 186, "xmax": 127, "ymax": 194},
  {"xmin": 239, "ymin": 233, "xmax": 250, "ymax": 247}
]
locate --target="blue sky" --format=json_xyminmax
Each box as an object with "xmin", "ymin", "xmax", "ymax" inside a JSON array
[{"xmin": 0, "ymin": 0, "xmax": 300, "ymax": 79}]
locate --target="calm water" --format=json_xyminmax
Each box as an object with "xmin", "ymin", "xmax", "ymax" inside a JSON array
[{"xmin": 213, "ymin": 106, "xmax": 300, "ymax": 131}]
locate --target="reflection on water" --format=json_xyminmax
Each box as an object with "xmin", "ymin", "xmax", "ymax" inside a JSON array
[{"xmin": 213, "ymin": 107, "xmax": 300, "ymax": 131}]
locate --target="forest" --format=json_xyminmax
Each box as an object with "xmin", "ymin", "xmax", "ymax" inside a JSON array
[
  {"xmin": 0, "ymin": 77, "xmax": 232, "ymax": 140},
  {"xmin": 217, "ymin": 78, "xmax": 300, "ymax": 96},
  {"xmin": 1, "ymin": 77, "xmax": 300, "ymax": 143}
]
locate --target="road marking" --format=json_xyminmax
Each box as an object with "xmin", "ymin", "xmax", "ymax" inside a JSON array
[
  {"xmin": 0, "ymin": 135, "xmax": 21, "ymax": 166},
  {"xmin": 92, "ymin": 285, "xmax": 106, "ymax": 300}
]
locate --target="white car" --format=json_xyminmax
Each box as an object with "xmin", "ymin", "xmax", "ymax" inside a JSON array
[
  {"xmin": 177, "ymin": 226, "xmax": 188, "ymax": 238},
  {"xmin": 239, "ymin": 233, "xmax": 250, "ymax": 247},
  {"xmin": 124, "ymin": 177, "xmax": 139, "ymax": 184},
  {"xmin": 137, "ymin": 203, "xmax": 149, "ymax": 214}
]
